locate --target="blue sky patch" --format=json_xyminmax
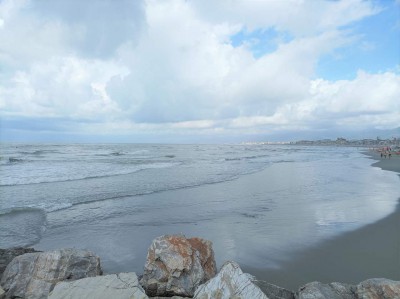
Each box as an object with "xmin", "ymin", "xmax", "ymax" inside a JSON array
[
  {"xmin": 230, "ymin": 27, "xmax": 294, "ymax": 58},
  {"xmin": 316, "ymin": 1, "xmax": 400, "ymax": 80}
]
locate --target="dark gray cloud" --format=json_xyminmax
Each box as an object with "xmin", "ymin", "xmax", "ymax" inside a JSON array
[{"xmin": 31, "ymin": 0, "xmax": 146, "ymax": 58}]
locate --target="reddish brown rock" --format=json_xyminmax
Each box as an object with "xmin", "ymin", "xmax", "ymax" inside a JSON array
[
  {"xmin": 187, "ymin": 237, "xmax": 216, "ymax": 280},
  {"xmin": 140, "ymin": 235, "xmax": 217, "ymax": 297}
]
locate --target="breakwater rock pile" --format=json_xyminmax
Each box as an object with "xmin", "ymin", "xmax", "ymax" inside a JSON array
[
  {"xmin": 1, "ymin": 248, "xmax": 101, "ymax": 299},
  {"xmin": 0, "ymin": 247, "xmax": 39, "ymax": 278},
  {"xmin": 140, "ymin": 235, "xmax": 217, "ymax": 297},
  {"xmin": 1, "ymin": 234, "xmax": 399, "ymax": 299}
]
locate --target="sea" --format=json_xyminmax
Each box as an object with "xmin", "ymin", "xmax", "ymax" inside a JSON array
[{"xmin": 1, "ymin": 143, "xmax": 399, "ymax": 276}]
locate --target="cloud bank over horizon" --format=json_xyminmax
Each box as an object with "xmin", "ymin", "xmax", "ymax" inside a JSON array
[{"xmin": 0, "ymin": 0, "xmax": 399, "ymax": 142}]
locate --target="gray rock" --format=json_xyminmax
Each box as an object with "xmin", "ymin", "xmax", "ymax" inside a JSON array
[
  {"xmin": 0, "ymin": 248, "xmax": 102, "ymax": 299},
  {"xmin": 255, "ymin": 280, "xmax": 294, "ymax": 299},
  {"xmin": 48, "ymin": 272, "xmax": 148, "ymax": 299},
  {"xmin": 140, "ymin": 235, "xmax": 217, "ymax": 297},
  {"xmin": 296, "ymin": 281, "xmax": 356, "ymax": 299},
  {"xmin": 194, "ymin": 261, "xmax": 268, "ymax": 299},
  {"xmin": 0, "ymin": 247, "xmax": 38, "ymax": 278},
  {"xmin": 357, "ymin": 278, "xmax": 400, "ymax": 299},
  {"xmin": 0, "ymin": 286, "xmax": 5, "ymax": 299}
]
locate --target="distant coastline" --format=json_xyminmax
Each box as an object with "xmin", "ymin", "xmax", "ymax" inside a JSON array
[
  {"xmin": 243, "ymin": 136, "xmax": 400, "ymax": 147},
  {"xmin": 293, "ymin": 137, "xmax": 400, "ymax": 147}
]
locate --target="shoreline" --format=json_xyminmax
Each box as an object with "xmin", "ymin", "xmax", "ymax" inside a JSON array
[
  {"xmin": 364, "ymin": 150, "xmax": 400, "ymax": 175},
  {"xmin": 244, "ymin": 150, "xmax": 400, "ymax": 290},
  {"xmin": 2, "ymin": 147, "xmax": 399, "ymax": 294}
]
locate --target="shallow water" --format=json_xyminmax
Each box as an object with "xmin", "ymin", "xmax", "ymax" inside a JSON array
[{"xmin": 1, "ymin": 143, "xmax": 399, "ymax": 275}]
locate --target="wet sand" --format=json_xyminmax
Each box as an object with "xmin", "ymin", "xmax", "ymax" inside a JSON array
[
  {"xmin": 369, "ymin": 151, "xmax": 400, "ymax": 174},
  {"xmin": 244, "ymin": 150, "xmax": 400, "ymax": 291}
]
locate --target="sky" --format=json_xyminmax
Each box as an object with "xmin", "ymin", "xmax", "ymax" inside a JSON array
[{"xmin": 0, "ymin": 0, "xmax": 399, "ymax": 143}]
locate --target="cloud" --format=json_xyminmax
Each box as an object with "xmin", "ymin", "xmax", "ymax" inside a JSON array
[
  {"xmin": 104, "ymin": 1, "xmax": 371, "ymax": 127},
  {"xmin": 106, "ymin": 1, "xmax": 356, "ymax": 124},
  {"xmin": 312, "ymin": 71, "xmax": 400, "ymax": 114},
  {"xmin": 278, "ymin": 71, "xmax": 400, "ymax": 131},
  {"xmin": 0, "ymin": 0, "xmax": 146, "ymax": 72},
  {"xmin": 0, "ymin": 0, "xmax": 398, "ymax": 142},
  {"xmin": 0, "ymin": 56, "xmax": 128, "ymax": 119},
  {"xmin": 30, "ymin": 0, "xmax": 146, "ymax": 58},
  {"xmin": 190, "ymin": 0, "xmax": 380, "ymax": 36}
]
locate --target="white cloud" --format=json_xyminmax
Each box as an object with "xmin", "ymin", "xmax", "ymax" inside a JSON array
[
  {"xmin": 190, "ymin": 0, "xmax": 379, "ymax": 36},
  {"xmin": 1, "ymin": 56, "xmax": 128, "ymax": 119},
  {"xmin": 0, "ymin": 0, "xmax": 398, "ymax": 140},
  {"xmin": 311, "ymin": 71, "xmax": 400, "ymax": 114},
  {"xmin": 276, "ymin": 71, "xmax": 400, "ymax": 130},
  {"xmin": 171, "ymin": 120, "xmax": 216, "ymax": 129},
  {"xmin": 106, "ymin": 1, "xmax": 357, "ymax": 125}
]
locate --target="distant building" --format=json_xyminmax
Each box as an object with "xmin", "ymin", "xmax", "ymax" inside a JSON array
[
  {"xmin": 292, "ymin": 136, "xmax": 399, "ymax": 146},
  {"xmin": 336, "ymin": 137, "xmax": 348, "ymax": 145}
]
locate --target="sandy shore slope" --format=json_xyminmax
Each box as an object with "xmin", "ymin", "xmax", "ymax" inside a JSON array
[
  {"xmin": 244, "ymin": 150, "xmax": 400, "ymax": 291},
  {"xmin": 369, "ymin": 151, "xmax": 400, "ymax": 174}
]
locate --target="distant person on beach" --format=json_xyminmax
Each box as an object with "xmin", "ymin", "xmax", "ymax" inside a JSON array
[
  {"xmin": 389, "ymin": 152, "xmax": 392, "ymax": 159},
  {"xmin": 381, "ymin": 152, "xmax": 383, "ymax": 158}
]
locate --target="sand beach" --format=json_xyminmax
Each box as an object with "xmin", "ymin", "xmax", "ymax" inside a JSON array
[
  {"xmin": 370, "ymin": 151, "xmax": 400, "ymax": 174},
  {"xmin": 245, "ymin": 150, "xmax": 400, "ymax": 290}
]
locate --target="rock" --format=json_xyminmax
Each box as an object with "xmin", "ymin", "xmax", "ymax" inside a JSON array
[
  {"xmin": 0, "ymin": 248, "xmax": 102, "ymax": 299},
  {"xmin": 48, "ymin": 272, "xmax": 148, "ymax": 299},
  {"xmin": 140, "ymin": 235, "xmax": 217, "ymax": 297},
  {"xmin": 193, "ymin": 261, "xmax": 268, "ymax": 299},
  {"xmin": 0, "ymin": 247, "xmax": 38, "ymax": 278},
  {"xmin": 255, "ymin": 280, "xmax": 294, "ymax": 299},
  {"xmin": 296, "ymin": 281, "xmax": 356, "ymax": 299},
  {"xmin": 0, "ymin": 286, "xmax": 5, "ymax": 299},
  {"xmin": 356, "ymin": 278, "xmax": 400, "ymax": 299}
]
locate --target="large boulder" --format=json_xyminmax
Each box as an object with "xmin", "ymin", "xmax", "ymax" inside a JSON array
[
  {"xmin": 296, "ymin": 281, "xmax": 356, "ymax": 299},
  {"xmin": 0, "ymin": 247, "xmax": 38, "ymax": 278},
  {"xmin": 150, "ymin": 297, "xmax": 189, "ymax": 299},
  {"xmin": 0, "ymin": 248, "xmax": 102, "ymax": 299},
  {"xmin": 356, "ymin": 278, "xmax": 400, "ymax": 299},
  {"xmin": 48, "ymin": 273, "xmax": 148, "ymax": 299},
  {"xmin": 140, "ymin": 235, "xmax": 217, "ymax": 297},
  {"xmin": 193, "ymin": 261, "xmax": 268, "ymax": 299},
  {"xmin": 255, "ymin": 280, "xmax": 294, "ymax": 299}
]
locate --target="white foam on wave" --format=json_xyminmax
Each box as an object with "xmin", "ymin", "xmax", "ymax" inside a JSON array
[{"xmin": 0, "ymin": 161, "xmax": 180, "ymax": 186}]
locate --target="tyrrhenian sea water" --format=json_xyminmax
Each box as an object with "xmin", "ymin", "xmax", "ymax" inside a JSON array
[{"xmin": 0, "ymin": 143, "xmax": 399, "ymax": 273}]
